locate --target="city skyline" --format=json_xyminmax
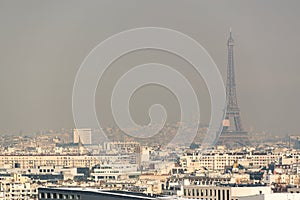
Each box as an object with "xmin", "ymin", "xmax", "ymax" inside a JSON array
[
  {"xmin": 1, "ymin": 1, "xmax": 300, "ymax": 200},
  {"xmin": 2, "ymin": 2, "xmax": 300, "ymax": 200}
]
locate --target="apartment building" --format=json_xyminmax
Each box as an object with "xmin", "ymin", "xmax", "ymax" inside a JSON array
[
  {"xmin": 0, "ymin": 173, "xmax": 37, "ymax": 200},
  {"xmin": 180, "ymin": 150, "xmax": 293, "ymax": 172},
  {"xmin": 0, "ymin": 155, "xmax": 100, "ymax": 169},
  {"xmin": 182, "ymin": 184, "xmax": 271, "ymax": 200}
]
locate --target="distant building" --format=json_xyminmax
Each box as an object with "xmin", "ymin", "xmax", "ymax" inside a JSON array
[
  {"xmin": 91, "ymin": 164, "xmax": 140, "ymax": 181},
  {"xmin": 289, "ymin": 136, "xmax": 300, "ymax": 149},
  {"xmin": 73, "ymin": 128, "xmax": 92, "ymax": 145},
  {"xmin": 0, "ymin": 154, "xmax": 141, "ymax": 169},
  {"xmin": 0, "ymin": 155, "xmax": 100, "ymax": 168}
]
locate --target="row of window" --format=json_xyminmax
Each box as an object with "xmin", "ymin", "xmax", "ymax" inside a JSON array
[
  {"xmin": 184, "ymin": 188, "xmax": 230, "ymax": 200},
  {"xmin": 39, "ymin": 192, "xmax": 80, "ymax": 199}
]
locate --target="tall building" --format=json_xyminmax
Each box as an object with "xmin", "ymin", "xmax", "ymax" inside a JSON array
[
  {"xmin": 73, "ymin": 128, "xmax": 92, "ymax": 145},
  {"xmin": 217, "ymin": 30, "xmax": 250, "ymax": 147}
]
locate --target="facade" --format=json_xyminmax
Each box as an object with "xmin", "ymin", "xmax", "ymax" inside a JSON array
[
  {"xmin": 91, "ymin": 164, "xmax": 140, "ymax": 181},
  {"xmin": 180, "ymin": 151, "xmax": 281, "ymax": 171},
  {"xmin": 0, "ymin": 173, "xmax": 37, "ymax": 199},
  {"xmin": 182, "ymin": 185, "xmax": 271, "ymax": 200},
  {"xmin": 0, "ymin": 154, "xmax": 141, "ymax": 169},
  {"xmin": 73, "ymin": 129, "xmax": 92, "ymax": 145},
  {"xmin": 38, "ymin": 188, "xmax": 161, "ymax": 200},
  {"xmin": 239, "ymin": 193, "xmax": 300, "ymax": 200},
  {"xmin": 0, "ymin": 155, "xmax": 100, "ymax": 169}
]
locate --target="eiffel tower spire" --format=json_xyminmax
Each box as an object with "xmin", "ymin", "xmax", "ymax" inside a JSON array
[{"xmin": 217, "ymin": 29, "xmax": 250, "ymax": 147}]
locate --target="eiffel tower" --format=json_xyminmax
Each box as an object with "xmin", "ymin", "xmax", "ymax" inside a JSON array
[{"xmin": 217, "ymin": 30, "xmax": 250, "ymax": 147}]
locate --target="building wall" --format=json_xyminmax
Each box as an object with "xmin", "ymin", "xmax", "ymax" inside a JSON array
[
  {"xmin": 0, "ymin": 174, "xmax": 37, "ymax": 200},
  {"xmin": 182, "ymin": 185, "xmax": 271, "ymax": 200},
  {"xmin": 180, "ymin": 152, "xmax": 285, "ymax": 171},
  {"xmin": 0, "ymin": 155, "xmax": 100, "ymax": 168},
  {"xmin": 38, "ymin": 188, "xmax": 156, "ymax": 200},
  {"xmin": 73, "ymin": 129, "xmax": 92, "ymax": 145},
  {"xmin": 239, "ymin": 193, "xmax": 300, "ymax": 200}
]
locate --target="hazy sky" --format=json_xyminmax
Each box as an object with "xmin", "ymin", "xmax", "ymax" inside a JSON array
[{"xmin": 0, "ymin": 0, "xmax": 299, "ymax": 135}]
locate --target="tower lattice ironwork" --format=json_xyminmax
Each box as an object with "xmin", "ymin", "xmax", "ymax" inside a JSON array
[{"xmin": 217, "ymin": 30, "xmax": 250, "ymax": 147}]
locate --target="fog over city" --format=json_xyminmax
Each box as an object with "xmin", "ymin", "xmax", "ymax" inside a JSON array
[{"xmin": 0, "ymin": 0, "xmax": 300, "ymax": 135}]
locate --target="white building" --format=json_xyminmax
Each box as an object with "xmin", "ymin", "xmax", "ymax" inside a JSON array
[
  {"xmin": 180, "ymin": 150, "xmax": 286, "ymax": 172},
  {"xmin": 239, "ymin": 193, "xmax": 300, "ymax": 200},
  {"xmin": 0, "ymin": 173, "xmax": 37, "ymax": 200},
  {"xmin": 91, "ymin": 164, "xmax": 140, "ymax": 181},
  {"xmin": 182, "ymin": 185, "xmax": 271, "ymax": 200},
  {"xmin": 73, "ymin": 128, "xmax": 92, "ymax": 145}
]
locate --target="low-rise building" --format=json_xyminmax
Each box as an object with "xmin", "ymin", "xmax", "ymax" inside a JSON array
[
  {"xmin": 182, "ymin": 184, "xmax": 271, "ymax": 200},
  {"xmin": 0, "ymin": 173, "xmax": 37, "ymax": 199},
  {"xmin": 239, "ymin": 193, "xmax": 300, "ymax": 200}
]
